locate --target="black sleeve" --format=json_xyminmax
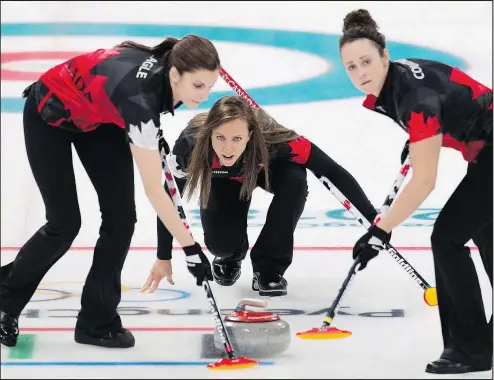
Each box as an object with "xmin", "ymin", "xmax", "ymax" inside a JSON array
[
  {"xmin": 156, "ymin": 129, "xmax": 195, "ymax": 260},
  {"xmin": 270, "ymin": 136, "xmax": 377, "ymax": 223},
  {"xmin": 304, "ymin": 142, "xmax": 378, "ymax": 223},
  {"xmin": 169, "ymin": 127, "xmax": 196, "ymax": 173}
]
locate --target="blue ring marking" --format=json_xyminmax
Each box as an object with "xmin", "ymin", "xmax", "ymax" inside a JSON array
[
  {"xmin": 0, "ymin": 23, "xmax": 467, "ymax": 113},
  {"xmin": 121, "ymin": 287, "xmax": 191, "ymax": 303},
  {"xmin": 32, "ymin": 287, "xmax": 190, "ymax": 303},
  {"xmin": 0, "ymin": 361, "xmax": 276, "ymax": 366}
]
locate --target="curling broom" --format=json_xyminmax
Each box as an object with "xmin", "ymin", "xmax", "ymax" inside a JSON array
[
  {"xmin": 157, "ymin": 130, "xmax": 258, "ymax": 370},
  {"xmin": 219, "ymin": 66, "xmax": 437, "ymax": 307}
]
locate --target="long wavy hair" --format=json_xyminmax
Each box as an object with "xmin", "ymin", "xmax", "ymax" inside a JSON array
[{"xmin": 184, "ymin": 96, "xmax": 299, "ymax": 208}]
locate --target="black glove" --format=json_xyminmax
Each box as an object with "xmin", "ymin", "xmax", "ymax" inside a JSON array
[
  {"xmin": 401, "ymin": 140, "xmax": 410, "ymax": 165},
  {"xmin": 183, "ymin": 243, "xmax": 213, "ymax": 286},
  {"xmin": 352, "ymin": 225, "xmax": 391, "ymax": 271}
]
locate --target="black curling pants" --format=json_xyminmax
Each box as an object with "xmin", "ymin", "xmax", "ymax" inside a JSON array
[
  {"xmin": 201, "ymin": 161, "xmax": 308, "ymax": 275},
  {"xmin": 0, "ymin": 92, "xmax": 136, "ymax": 336},
  {"xmin": 431, "ymin": 142, "xmax": 493, "ymax": 367}
]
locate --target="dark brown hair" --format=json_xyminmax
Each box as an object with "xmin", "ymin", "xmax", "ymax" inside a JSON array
[
  {"xmin": 115, "ymin": 34, "xmax": 220, "ymax": 73},
  {"xmin": 184, "ymin": 96, "xmax": 279, "ymax": 208},
  {"xmin": 253, "ymin": 107, "xmax": 299, "ymax": 145},
  {"xmin": 339, "ymin": 9, "xmax": 386, "ymax": 56}
]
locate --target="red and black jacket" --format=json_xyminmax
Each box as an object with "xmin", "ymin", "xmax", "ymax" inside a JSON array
[
  {"xmin": 363, "ymin": 59, "xmax": 492, "ymax": 162},
  {"xmin": 157, "ymin": 126, "xmax": 379, "ymax": 260},
  {"xmin": 23, "ymin": 47, "xmax": 181, "ymax": 150},
  {"xmin": 168, "ymin": 125, "xmax": 312, "ymax": 183}
]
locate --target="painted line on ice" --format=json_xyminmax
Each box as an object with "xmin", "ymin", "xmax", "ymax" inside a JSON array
[
  {"xmin": 19, "ymin": 327, "xmax": 214, "ymax": 332},
  {"xmin": 3, "ymin": 328, "xmax": 278, "ymax": 366},
  {"xmin": 1, "ymin": 360, "xmax": 275, "ymax": 366},
  {"xmin": 0, "ymin": 246, "xmax": 478, "ymax": 252}
]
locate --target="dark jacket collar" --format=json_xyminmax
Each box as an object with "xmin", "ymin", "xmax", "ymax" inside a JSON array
[{"xmin": 362, "ymin": 61, "xmax": 411, "ymax": 123}]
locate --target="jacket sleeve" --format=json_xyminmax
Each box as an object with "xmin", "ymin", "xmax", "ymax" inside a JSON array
[
  {"xmin": 287, "ymin": 137, "xmax": 378, "ymax": 223},
  {"xmin": 156, "ymin": 129, "xmax": 195, "ymax": 260},
  {"xmin": 117, "ymin": 94, "xmax": 163, "ymax": 151},
  {"xmin": 401, "ymin": 88, "xmax": 443, "ymax": 143}
]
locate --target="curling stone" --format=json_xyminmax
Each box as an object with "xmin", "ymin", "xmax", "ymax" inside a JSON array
[{"xmin": 213, "ymin": 298, "xmax": 291, "ymax": 358}]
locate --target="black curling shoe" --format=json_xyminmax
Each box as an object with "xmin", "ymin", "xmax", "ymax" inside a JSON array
[
  {"xmin": 252, "ymin": 272, "xmax": 288, "ymax": 297},
  {"xmin": 0, "ymin": 311, "xmax": 19, "ymax": 347},
  {"xmin": 74, "ymin": 327, "xmax": 135, "ymax": 348},
  {"xmin": 425, "ymin": 358, "xmax": 492, "ymax": 374},
  {"xmin": 212, "ymin": 257, "xmax": 242, "ymax": 286}
]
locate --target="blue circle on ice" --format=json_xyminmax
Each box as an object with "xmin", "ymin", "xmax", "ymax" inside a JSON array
[
  {"xmin": 0, "ymin": 23, "xmax": 466, "ymax": 112},
  {"xmin": 123, "ymin": 288, "xmax": 191, "ymax": 303}
]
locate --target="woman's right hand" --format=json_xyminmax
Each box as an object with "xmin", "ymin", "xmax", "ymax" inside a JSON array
[{"xmin": 139, "ymin": 259, "xmax": 174, "ymax": 293}]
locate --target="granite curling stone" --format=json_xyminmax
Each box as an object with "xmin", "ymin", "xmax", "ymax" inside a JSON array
[{"xmin": 213, "ymin": 298, "xmax": 291, "ymax": 357}]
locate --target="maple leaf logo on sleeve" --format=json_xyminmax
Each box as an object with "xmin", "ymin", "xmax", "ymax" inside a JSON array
[
  {"xmin": 128, "ymin": 119, "xmax": 160, "ymax": 150},
  {"xmin": 287, "ymin": 136, "xmax": 311, "ymax": 164},
  {"xmin": 406, "ymin": 111, "xmax": 441, "ymax": 143}
]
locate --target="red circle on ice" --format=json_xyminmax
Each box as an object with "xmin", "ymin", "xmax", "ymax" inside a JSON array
[{"xmin": 1, "ymin": 51, "xmax": 82, "ymax": 81}]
